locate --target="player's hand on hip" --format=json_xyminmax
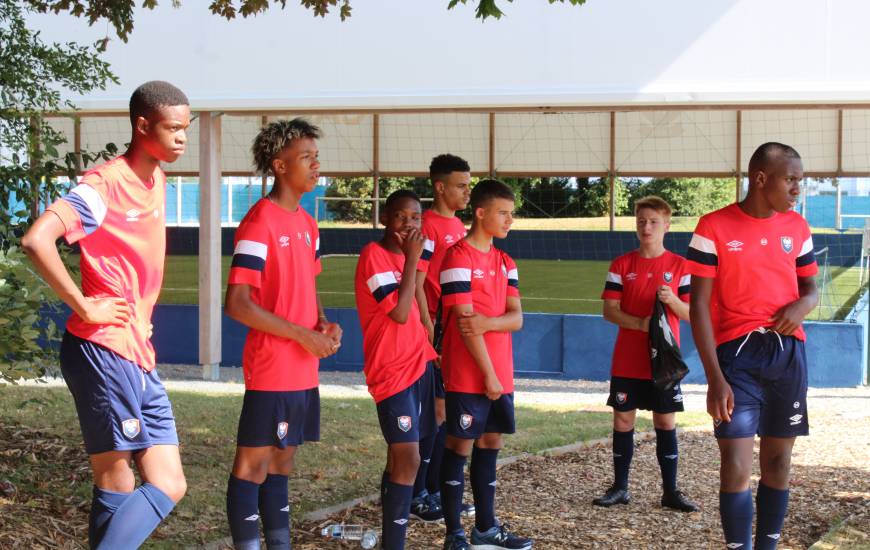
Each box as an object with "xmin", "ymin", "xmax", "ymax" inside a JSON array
[
  {"xmin": 768, "ymin": 302, "xmax": 805, "ymax": 336},
  {"xmin": 707, "ymin": 378, "xmax": 734, "ymax": 424},
  {"xmin": 458, "ymin": 311, "xmax": 488, "ymax": 336},
  {"xmin": 398, "ymin": 228, "xmax": 425, "ymax": 260},
  {"xmin": 484, "ymin": 374, "xmax": 503, "ymax": 401},
  {"xmin": 81, "ymin": 297, "xmax": 130, "ymax": 326},
  {"xmin": 657, "ymin": 285, "xmax": 676, "ymax": 305},
  {"xmin": 301, "ymin": 329, "xmax": 339, "ymax": 358}
]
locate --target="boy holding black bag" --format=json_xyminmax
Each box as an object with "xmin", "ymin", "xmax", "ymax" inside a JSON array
[{"xmin": 595, "ymin": 196, "xmax": 699, "ymax": 512}]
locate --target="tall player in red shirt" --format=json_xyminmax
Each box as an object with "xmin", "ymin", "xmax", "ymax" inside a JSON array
[
  {"xmin": 594, "ymin": 196, "xmax": 699, "ymax": 513},
  {"xmin": 224, "ymin": 119, "xmax": 342, "ymax": 550},
  {"xmin": 22, "ymin": 81, "xmax": 190, "ymax": 549},
  {"xmin": 411, "ymin": 154, "xmax": 472, "ymax": 522},
  {"xmin": 438, "ymin": 180, "xmax": 532, "ymax": 550},
  {"xmin": 354, "ymin": 190, "xmax": 438, "ymax": 549},
  {"xmin": 688, "ymin": 143, "xmax": 818, "ymax": 550}
]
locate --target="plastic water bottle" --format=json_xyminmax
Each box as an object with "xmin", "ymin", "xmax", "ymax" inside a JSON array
[{"xmin": 321, "ymin": 523, "xmax": 379, "ymax": 549}]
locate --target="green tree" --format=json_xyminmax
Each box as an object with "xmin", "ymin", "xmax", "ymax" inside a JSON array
[
  {"xmin": 628, "ymin": 177, "xmax": 733, "ymax": 216},
  {"xmin": 1, "ymin": 0, "xmax": 117, "ymax": 381},
  {"xmin": 576, "ymin": 177, "xmax": 628, "ymax": 217}
]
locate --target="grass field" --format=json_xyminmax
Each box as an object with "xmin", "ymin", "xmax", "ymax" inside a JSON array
[
  {"xmin": 0, "ymin": 385, "xmax": 709, "ymax": 548},
  {"xmin": 160, "ymin": 255, "xmax": 864, "ymax": 320}
]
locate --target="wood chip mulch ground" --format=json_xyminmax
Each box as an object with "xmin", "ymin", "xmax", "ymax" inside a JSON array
[{"xmin": 290, "ymin": 411, "xmax": 869, "ymax": 549}]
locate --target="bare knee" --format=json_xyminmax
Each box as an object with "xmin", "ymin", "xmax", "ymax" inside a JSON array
[
  {"xmin": 388, "ymin": 444, "xmax": 420, "ymax": 485},
  {"xmin": 232, "ymin": 448, "xmax": 271, "ymax": 484},
  {"xmin": 435, "ymin": 398, "xmax": 446, "ymax": 426},
  {"xmin": 476, "ymin": 432, "xmax": 503, "ymax": 450},
  {"xmin": 445, "ymin": 435, "xmax": 473, "ymax": 457},
  {"xmin": 613, "ymin": 410, "xmax": 636, "ymax": 432},
  {"xmin": 652, "ymin": 412, "xmax": 675, "ymax": 431},
  {"xmin": 760, "ymin": 450, "xmax": 793, "ymax": 489},
  {"xmin": 719, "ymin": 443, "xmax": 753, "ymax": 492},
  {"xmin": 91, "ymin": 452, "xmax": 136, "ymax": 493},
  {"xmin": 158, "ymin": 473, "xmax": 187, "ymax": 503}
]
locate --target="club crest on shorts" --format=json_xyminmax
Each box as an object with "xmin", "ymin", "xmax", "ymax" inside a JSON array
[
  {"xmin": 781, "ymin": 236, "xmax": 793, "ymax": 253},
  {"xmin": 459, "ymin": 414, "xmax": 473, "ymax": 430},
  {"xmin": 277, "ymin": 421, "xmax": 289, "ymax": 439},
  {"xmin": 397, "ymin": 416, "xmax": 412, "ymax": 432},
  {"xmin": 615, "ymin": 392, "xmax": 627, "ymax": 404},
  {"xmin": 663, "ymin": 271, "xmax": 673, "ymax": 283},
  {"xmin": 122, "ymin": 419, "xmax": 140, "ymax": 439}
]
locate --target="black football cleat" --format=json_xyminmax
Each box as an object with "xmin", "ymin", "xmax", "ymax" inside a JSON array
[
  {"xmin": 592, "ymin": 485, "xmax": 630, "ymax": 507},
  {"xmin": 661, "ymin": 490, "xmax": 700, "ymax": 512}
]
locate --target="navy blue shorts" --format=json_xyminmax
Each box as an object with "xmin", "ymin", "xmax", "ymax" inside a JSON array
[
  {"xmin": 376, "ymin": 367, "xmax": 436, "ymax": 444},
  {"xmin": 714, "ymin": 331, "xmax": 809, "ymax": 439},
  {"xmin": 60, "ymin": 331, "xmax": 178, "ymax": 455},
  {"xmin": 431, "ymin": 361, "xmax": 446, "ymax": 399},
  {"xmin": 445, "ymin": 392, "xmax": 516, "ymax": 439},
  {"xmin": 237, "ymin": 388, "xmax": 320, "ymax": 448},
  {"xmin": 606, "ymin": 376, "xmax": 685, "ymax": 414}
]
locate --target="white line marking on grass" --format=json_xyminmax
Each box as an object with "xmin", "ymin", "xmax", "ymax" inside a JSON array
[{"xmin": 162, "ymin": 288, "xmax": 599, "ymax": 302}]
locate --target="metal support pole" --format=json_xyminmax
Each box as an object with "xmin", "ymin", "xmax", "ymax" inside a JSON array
[{"xmin": 198, "ymin": 112, "xmax": 222, "ymax": 381}]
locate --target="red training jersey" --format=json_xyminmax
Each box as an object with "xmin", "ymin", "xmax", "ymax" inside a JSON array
[
  {"xmin": 601, "ymin": 250, "xmax": 690, "ymax": 379},
  {"xmin": 686, "ymin": 203, "xmax": 818, "ymax": 345},
  {"xmin": 227, "ymin": 199, "xmax": 322, "ymax": 391},
  {"xmin": 47, "ymin": 156, "xmax": 166, "ymax": 372},
  {"xmin": 439, "ymin": 240, "xmax": 520, "ymax": 394},
  {"xmin": 421, "ymin": 210, "xmax": 467, "ymax": 320},
  {"xmin": 354, "ymin": 243, "xmax": 437, "ymax": 403}
]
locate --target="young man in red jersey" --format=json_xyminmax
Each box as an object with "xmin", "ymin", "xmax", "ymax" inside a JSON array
[
  {"xmin": 688, "ymin": 142, "xmax": 818, "ymax": 550},
  {"xmin": 411, "ymin": 154, "xmax": 473, "ymax": 522},
  {"xmin": 22, "ymin": 81, "xmax": 190, "ymax": 549},
  {"xmin": 438, "ymin": 179, "xmax": 532, "ymax": 550},
  {"xmin": 224, "ymin": 119, "xmax": 342, "ymax": 550},
  {"xmin": 354, "ymin": 190, "xmax": 438, "ymax": 549},
  {"xmin": 594, "ymin": 196, "xmax": 698, "ymax": 512}
]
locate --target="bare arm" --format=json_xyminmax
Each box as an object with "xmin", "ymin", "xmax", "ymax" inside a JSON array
[
  {"xmin": 602, "ymin": 299, "xmax": 649, "ymax": 332},
  {"xmin": 315, "ymin": 286, "xmax": 342, "ymax": 345},
  {"xmin": 21, "ymin": 212, "xmax": 129, "ymax": 325},
  {"xmin": 415, "ymin": 270, "xmax": 434, "ymax": 343},
  {"xmin": 457, "ymin": 296, "xmax": 522, "ymax": 336},
  {"xmin": 387, "ymin": 229, "xmax": 424, "ymax": 324},
  {"xmin": 769, "ymin": 276, "xmax": 818, "ymax": 335},
  {"xmin": 451, "ymin": 302, "xmax": 503, "ymax": 400},
  {"xmin": 225, "ymin": 283, "xmax": 336, "ymax": 358},
  {"xmin": 690, "ymin": 275, "xmax": 733, "ymax": 423}
]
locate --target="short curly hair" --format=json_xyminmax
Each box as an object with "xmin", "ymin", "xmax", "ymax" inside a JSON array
[
  {"xmin": 129, "ymin": 81, "xmax": 188, "ymax": 126},
  {"xmin": 252, "ymin": 118, "xmax": 322, "ymax": 176}
]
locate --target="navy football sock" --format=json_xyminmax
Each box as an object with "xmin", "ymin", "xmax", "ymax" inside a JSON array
[
  {"xmin": 470, "ymin": 447, "xmax": 499, "ymax": 533},
  {"xmin": 612, "ymin": 429, "xmax": 634, "ymax": 490},
  {"xmin": 227, "ymin": 475, "xmax": 262, "ymax": 550},
  {"xmin": 381, "ymin": 470, "xmax": 389, "ymax": 502},
  {"xmin": 426, "ymin": 424, "xmax": 447, "ymax": 495},
  {"xmin": 96, "ymin": 483, "xmax": 175, "ymax": 550},
  {"xmin": 440, "ymin": 448, "xmax": 468, "ymax": 536},
  {"xmin": 720, "ymin": 489, "xmax": 753, "ymax": 550},
  {"xmin": 755, "ymin": 483, "xmax": 789, "ymax": 549},
  {"xmin": 88, "ymin": 486, "xmax": 130, "ymax": 549},
  {"xmin": 258, "ymin": 474, "xmax": 290, "ymax": 549},
  {"xmin": 655, "ymin": 428, "xmax": 679, "ymax": 493},
  {"xmin": 382, "ymin": 481, "xmax": 413, "ymax": 550},
  {"xmin": 414, "ymin": 431, "xmax": 437, "ymax": 498}
]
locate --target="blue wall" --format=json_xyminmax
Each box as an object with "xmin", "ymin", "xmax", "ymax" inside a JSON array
[{"xmin": 128, "ymin": 305, "xmax": 866, "ymax": 388}]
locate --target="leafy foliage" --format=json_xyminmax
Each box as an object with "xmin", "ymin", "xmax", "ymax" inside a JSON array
[{"xmin": 625, "ymin": 177, "xmax": 734, "ymax": 216}]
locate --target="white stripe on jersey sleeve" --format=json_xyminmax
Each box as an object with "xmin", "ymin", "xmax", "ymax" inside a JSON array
[
  {"xmin": 679, "ymin": 274, "xmax": 691, "ymax": 286},
  {"xmin": 440, "ymin": 268, "xmax": 472, "ymax": 284},
  {"xmin": 366, "ymin": 271, "xmax": 398, "ymax": 294},
  {"xmin": 689, "ymin": 233, "xmax": 717, "ymax": 255},
  {"xmin": 315, "ymin": 237, "xmax": 320, "ymax": 252},
  {"xmin": 70, "ymin": 184, "xmax": 107, "ymax": 226},
  {"xmin": 234, "ymin": 239, "xmax": 268, "ymax": 260},
  {"xmin": 507, "ymin": 268, "xmax": 518, "ymax": 280},
  {"xmin": 606, "ymin": 272, "xmax": 623, "ymax": 284},
  {"xmin": 799, "ymin": 236, "xmax": 813, "ymax": 256},
  {"xmin": 423, "ymin": 239, "xmax": 435, "ymax": 253}
]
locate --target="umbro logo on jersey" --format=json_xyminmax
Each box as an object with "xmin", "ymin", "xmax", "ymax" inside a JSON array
[
  {"xmin": 472, "ymin": 269, "xmax": 485, "ymax": 279},
  {"xmin": 445, "ymin": 235, "xmax": 455, "ymax": 244},
  {"xmin": 761, "ymin": 238, "xmax": 768, "ymax": 246},
  {"xmin": 244, "ymin": 514, "xmax": 259, "ymax": 521},
  {"xmin": 625, "ymin": 272, "xmax": 637, "ymax": 281},
  {"xmin": 726, "ymin": 240, "xmax": 744, "ymax": 251},
  {"xmin": 277, "ymin": 421, "xmax": 289, "ymax": 439},
  {"xmin": 781, "ymin": 236, "xmax": 793, "ymax": 253},
  {"xmin": 789, "ymin": 414, "xmax": 803, "ymax": 425},
  {"xmin": 126, "ymin": 209, "xmax": 140, "ymax": 222},
  {"xmin": 279, "ymin": 235, "xmax": 290, "ymax": 247},
  {"xmin": 397, "ymin": 416, "xmax": 412, "ymax": 432}
]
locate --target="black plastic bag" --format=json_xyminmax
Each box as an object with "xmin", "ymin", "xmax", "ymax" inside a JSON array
[{"xmin": 649, "ymin": 297, "xmax": 689, "ymax": 391}]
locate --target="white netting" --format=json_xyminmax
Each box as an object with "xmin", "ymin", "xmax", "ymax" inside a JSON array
[
  {"xmin": 379, "ymin": 113, "xmax": 488, "ymax": 173},
  {"xmin": 841, "ymin": 109, "xmax": 870, "ymax": 173},
  {"xmin": 741, "ymin": 110, "xmax": 838, "ymax": 173},
  {"xmin": 268, "ymin": 114, "xmax": 374, "ymax": 173},
  {"xmin": 494, "ymin": 112, "xmax": 610, "ymax": 174}
]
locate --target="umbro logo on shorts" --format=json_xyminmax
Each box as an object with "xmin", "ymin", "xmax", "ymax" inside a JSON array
[
  {"xmin": 788, "ymin": 414, "xmax": 803, "ymax": 426},
  {"xmin": 122, "ymin": 419, "xmax": 140, "ymax": 439}
]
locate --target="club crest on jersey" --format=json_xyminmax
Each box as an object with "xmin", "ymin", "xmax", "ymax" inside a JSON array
[
  {"xmin": 616, "ymin": 392, "xmax": 627, "ymax": 404},
  {"xmin": 397, "ymin": 416, "xmax": 412, "ymax": 432},
  {"xmin": 781, "ymin": 236, "xmax": 793, "ymax": 253},
  {"xmin": 304, "ymin": 231, "xmax": 311, "ymax": 247},
  {"xmin": 459, "ymin": 414, "xmax": 473, "ymax": 430},
  {"xmin": 122, "ymin": 419, "xmax": 140, "ymax": 439},
  {"xmin": 277, "ymin": 421, "xmax": 289, "ymax": 439},
  {"xmin": 663, "ymin": 271, "xmax": 673, "ymax": 283}
]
